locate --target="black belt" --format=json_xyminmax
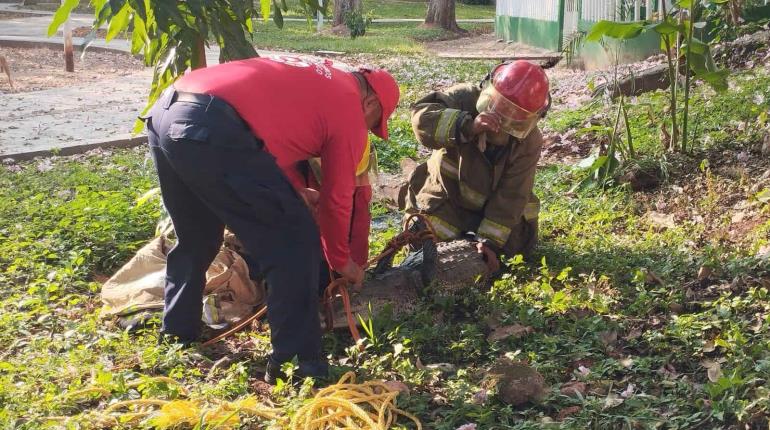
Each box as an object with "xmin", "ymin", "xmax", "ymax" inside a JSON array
[{"xmin": 171, "ymin": 90, "xmax": 244, "ymax": 126}]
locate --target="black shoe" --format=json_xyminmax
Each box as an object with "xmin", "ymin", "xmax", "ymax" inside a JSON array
[{"xmin": 264, "ymin": 356, "xmax": 329, "ymax": 385}]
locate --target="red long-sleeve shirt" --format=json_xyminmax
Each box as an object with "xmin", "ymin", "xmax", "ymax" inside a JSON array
[{"xmin": 175, "ymin": 55, "xmax": 367, "ymax": 271}]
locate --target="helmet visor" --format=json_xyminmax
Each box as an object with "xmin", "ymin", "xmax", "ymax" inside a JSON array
[{"xmin": 476, "ymin": 85, "xmax": 542, "ymax": 139}]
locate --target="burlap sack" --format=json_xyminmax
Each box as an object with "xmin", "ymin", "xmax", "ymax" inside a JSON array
[{"xmin": 101, "ymin": 235, "xmax": 265, "ymax": 325}]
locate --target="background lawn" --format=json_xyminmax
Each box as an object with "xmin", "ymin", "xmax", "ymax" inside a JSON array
[
  {"xmin": 251, "ymin": 21, "xmax": 492, "ymax": 54},
  {"xmin": 270, "ymin": 0, "xmax": 495, "ymax": 19}
]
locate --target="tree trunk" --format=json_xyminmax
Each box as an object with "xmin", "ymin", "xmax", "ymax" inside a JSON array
[
  {"xmin": 191, "ymin": 37, "xmax": 207, "ymax": 69},
  {"xmin": 62, "ymin": 12, "xmax": 74, "ymax": 72},
  {"xmin": 0, "ymin": 55, "xmax": 13, "ymax": 89},
  {"xmin": 424, "ymin": 0, "xmax": 464, "ymax": 33},
  {"xmin": 729, "ymin": 0, "xmax": 743, "ymax": 26},
  {"xmin": 333, "ymin": 0, "xmax": 362, "ymax": 28},
  {"xmin": 327, "ymin": 240, "xmax": 488, "ymax": 329}
]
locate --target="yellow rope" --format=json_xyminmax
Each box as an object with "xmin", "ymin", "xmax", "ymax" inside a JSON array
[
  {"xmin": 46, "ymin": 372, "xmax": 421, "ymax": 430},
  {"xmin": 65, "ymin": 375, "xmax": 189, "ymax": 402},
  {"xmin": 65, "ymin": 387, "xmax": 111, "ymax": 400},
  {"xmin": 290, "ymin": 372, "xmax": 422, "ymax": 430},
  {"xmin": 105, "ymin": 399, "xmax": 170, "ymax": 413}
]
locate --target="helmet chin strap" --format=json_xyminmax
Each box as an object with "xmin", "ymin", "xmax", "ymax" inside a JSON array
[{"xmin": 477, "ymin": 132, "xmax": 487, "ymax": 153}]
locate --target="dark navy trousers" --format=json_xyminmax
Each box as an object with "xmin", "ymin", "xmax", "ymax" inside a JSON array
[{"xmin": 145, "ymin": 90, "xmax": 322, "ymax": 362}]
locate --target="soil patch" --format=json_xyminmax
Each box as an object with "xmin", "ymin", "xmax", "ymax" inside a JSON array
[
  {"xmin": 0, "ymin": 46, "xmax": 145, "ymax": 94},
  {"xmin": 425, "ymin": 32, "xmax": 554, "ymax": 59},
  {"xmin": 634, "ymin": 148, "xmax": 770, "ymax": 253},
  {"xmin": 71, "ymin": 26, "xmax": 129, "ymax": 39}
]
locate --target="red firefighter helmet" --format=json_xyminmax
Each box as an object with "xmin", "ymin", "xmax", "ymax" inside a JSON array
[{"xmin": 476, "ymin": 61, "xmax": 550, "ymax": 139}]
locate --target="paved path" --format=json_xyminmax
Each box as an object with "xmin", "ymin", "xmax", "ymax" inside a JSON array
[{"xmin": 1, "ymin": 5, "xmax": 231, "ymax": 158}]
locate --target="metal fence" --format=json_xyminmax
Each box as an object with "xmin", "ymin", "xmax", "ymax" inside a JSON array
[
  {"xmin": 496, "ymin": 0, "xmax": 560, "ymax": 22},
  {"xmin": 581, "ymin": 0, "xmax": 674, "ymax": 22}
]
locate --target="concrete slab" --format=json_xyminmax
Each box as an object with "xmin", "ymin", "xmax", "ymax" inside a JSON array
[{"xmin": 0, "ymin": 71, "xmax": 153, "ymax": 157}]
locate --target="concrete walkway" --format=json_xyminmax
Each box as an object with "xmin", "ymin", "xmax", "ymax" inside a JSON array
[{"xmin": 1, "ymin": 5, "xmax": 229, "ymax": 158}]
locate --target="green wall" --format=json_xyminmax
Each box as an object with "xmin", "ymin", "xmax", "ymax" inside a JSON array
[
  {"xmin": 495, "ymin": 11, "xmax": 664, "ymax": 66},
  {"xmin": 577, "ymin": 19, "xmax": 662, "ymax": 68},
  {"xmin": 495, "ymin": 15, "xmax": 562, "ymax": 52}
]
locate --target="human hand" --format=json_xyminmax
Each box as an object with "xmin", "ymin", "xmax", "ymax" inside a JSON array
[
  {"xmin": 471, "ymin": 111, "xmax": 502, "ymax": 136},
  {"xmin": 338, "ymin": 259, "xmax": 365, "ymax": 287},
  {"xmin": 476, "ymin": 242, "xmax": 500, "ymax": 274}
]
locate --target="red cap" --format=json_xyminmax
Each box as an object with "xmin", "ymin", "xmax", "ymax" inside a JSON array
[{"xmin": 360, "ymin": 68, "xmax": 400, "ymax": 140}]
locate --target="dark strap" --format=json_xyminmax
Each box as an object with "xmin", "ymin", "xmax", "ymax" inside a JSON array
[{"xmin": 172, "ymin": 90, "xmax": 245, "ymax": 126}]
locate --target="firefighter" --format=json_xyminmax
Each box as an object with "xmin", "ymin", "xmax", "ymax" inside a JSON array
[
  {"xmin": 296, "ymin": 140, "xmax": 377, "ymax": 293},
  {"xmin": 403, "ymin": 60, "xmax": 549, "ymax": 272},
  {"xmin": 142, "ymin": 55, "xmax": 399, "ymax": 384}
]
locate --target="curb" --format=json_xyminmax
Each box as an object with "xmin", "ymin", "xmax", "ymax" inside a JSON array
[
  {"xmin": 2, "ymin": 136, "xmax": 148, "ymax": 161},
  {"xmin": 0, "ymin": 36, "xmax": 134, "ymax": 56}
]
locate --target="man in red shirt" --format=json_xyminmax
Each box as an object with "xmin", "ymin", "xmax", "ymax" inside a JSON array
[{"xmin": 143, "ymin": 54, "xmax": 399, "ymax": 383}]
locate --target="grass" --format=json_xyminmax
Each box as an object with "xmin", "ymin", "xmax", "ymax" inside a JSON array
[
  {"xmin": 362, "ymin": 0, "xmax": 494, "ymax": 20},
  {"xmin": 269, "ymin": 0, "xmax": 494, "ymax": 19},
  {"xmin": 26, "ymin": 0, "xmax": 494, "ymax": 20},
  {"xmin": 251, "ymin": 20, "xmax": 491, "ymax": 54},
  {"xmin": 1, "ymin": 59, "xmax": 769, "ymax": 429},
  {"xmin": 544, "ymin": 68, "xmax": 770, "ymax": 158}
]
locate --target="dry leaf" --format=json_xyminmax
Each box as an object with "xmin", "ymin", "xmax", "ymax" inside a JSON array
[
  {"xmin": 669, "ymin": 303, "xmax": 684, "ymax": 313},
  {"xmin": 698, "ymin": 266, "xmax": 713, "ymax": 281},
  {"xmin": 646, "ymin": 211, "xmax": 676, "ymax": 229},
  {"xmin": 619, "ymin": 357, "xmax": 634, "ymax": 368},
  {"xmin": 471, "ymin": 389, "xmax": 488, "ymax": 405},
  {"xmin": 644, "ymin": 270, "xmax": 664, "ymax": 285},
  {"xmin": 416, "ymin": 357, "xmax": 426, "ymax": 370},
  {"xmin": 598, "ymin": 330, "xmax": 618, "ymax": 348},
  {"xmin": 657, "ymin": 363, "xmax": 678, "ymax": 379},
  {"xmin": 383, "ymin": 380, "xmax": 410, "ymax": 395},
  {"xmin": 556, "ymin": 406, "xmax": 582, "ymax": 421},
  {"xmin": 702, "ymin": 340, "xmax": 716, "ymax": 353},
  {"xmin": 560, "ymin": 381, "xmax": 586, "ymax": 398},
  {"xmin": 603, "ymin": 392, "xmax": 624, "ymax": 410},
  {"xmin": 484, "ymin": 311, "xmax": 504, "ymax": 330},
  {"xmin": 620, "ymin": 383, "xmax": 636, "ymax": 398},
  {"xmin": 487, "ymin": 324, "xmax": 533, "ymax": 342},
  {"xmin": 426, "ymin": 363, "xmax": 456, "ymax": 374},
  {"xmin": 624, "ymin": 328, "xmax": 643, "ymax": 341},
  {"xmin": 702, "ymin": 360, "xmax": 722, "ymax": 382}
]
